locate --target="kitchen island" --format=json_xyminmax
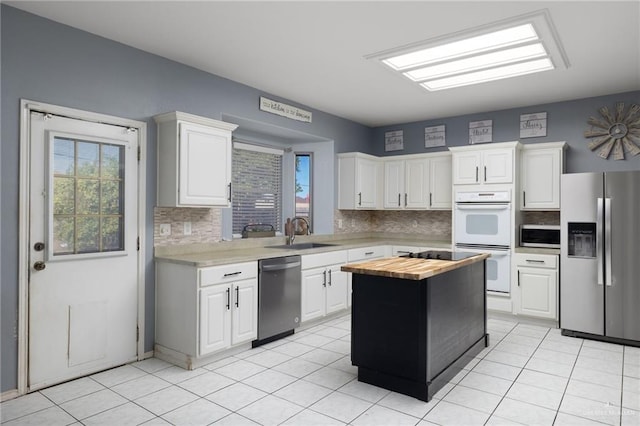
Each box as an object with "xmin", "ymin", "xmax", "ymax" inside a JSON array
[{"xmin": 341, "ymin": 252, "xmax": 489, "ymax": 402}]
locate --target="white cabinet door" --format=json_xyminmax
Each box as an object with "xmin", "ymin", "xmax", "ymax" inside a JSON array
[
  {"xmin": 231, "ymin": 279, "xmax": 258, "ymax": 345},
  {"xmin": 199, "ymin": 285, "xmax": 231, "ymax": 356},
  {"xmin": 483, "ymin": 148, "xmax": 513, "ymax": 184},
  {"xmin": 521, "ymin": 148, "xmax": 561, "ymax": 209},
  {"xmin": 325, "ymin": 266, "xmax": 348, "ymax": 314},
  {"xmin": 429, "ymin": 155, "xmax": 452, "ymax": 209},
  {"xmin": 179, "ymin": 122, "xmax": 231, "ymax": 206},
  {"xmin": 301, "ymin": 267, "xmax": 327, "ymax": 322},
  {"xmin": 358, "ymin": 158, "xmax": 379, "ymax": 209},
  {"xmin": 516, "ymin": 267, "xmax": 557, "ymax": 320},
  {"xmin": 384, "ymin": 160, "xmax": 405, "ymax": 208},
  {"xmin": 453, "ymin": 151, "xmax": 482, "ymax": 185},
  {"xmin": 405, "ymin": 158, "xmax": 430, "ymax": 209}
]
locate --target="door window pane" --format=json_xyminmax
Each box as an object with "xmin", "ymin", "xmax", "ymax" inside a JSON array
[{"xmin": 51, "ymin": 137, "xmax": 125, "ymax": 255}]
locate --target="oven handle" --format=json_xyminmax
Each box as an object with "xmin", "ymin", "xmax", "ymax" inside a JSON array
[{"xmin": 455, "ymin": 204, "xmax": 510, "ymax": 210}]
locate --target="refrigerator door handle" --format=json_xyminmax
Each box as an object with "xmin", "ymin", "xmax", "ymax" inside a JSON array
[
  {"xmin": 605, "ymin": 198, "xmax": 612, "ymax": 287},
  {"xmin": 597, "ymin": 198, "xmax": 604, "ymax": 286}
]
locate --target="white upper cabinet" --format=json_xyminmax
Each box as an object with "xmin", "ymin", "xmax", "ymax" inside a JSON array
[
  {"xmin": 382, "ymin": 153, "xmax": 451, "ymax": 210},
  {"xmin": 338, "ymin": 153, "xmax": 381, "ymax": 209},
  {"xmin": 520, "ymin": 142, "xmax": 566, "ymax": 210},
  {"xmin": 450, "ymin": 142, "xmax": 518, "ymax": 185},
  {"xmin": 155, "ymin": 111, "xmax": 238, "ymax": 207}
]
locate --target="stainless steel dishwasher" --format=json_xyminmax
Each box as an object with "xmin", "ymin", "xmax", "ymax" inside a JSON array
[{"xmin": 254, "ymin": 255, "xmax": 302, "ymax": 347}]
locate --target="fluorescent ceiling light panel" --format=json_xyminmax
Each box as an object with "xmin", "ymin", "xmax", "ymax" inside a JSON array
[
  {"xmin": 420, "ymin": 58, "xmax": 554, "ymax": 91},
  {"xmin": 404, "ymin": 43, "xmax": 548, "ymax": 82},
  {"xmin": 368, "ymin": 10, "xmax": 568, "ymax": 91},
  {"xmin": 383, "ymin": 24, "xmax": 538, "ymax": 71}
]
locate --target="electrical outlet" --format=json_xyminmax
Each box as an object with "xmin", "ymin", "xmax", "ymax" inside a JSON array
[
  {"xmin": 412, "ymin": 220, "xmax": 418, "ymax": 228},
  {"xmin": 183, "ymin": 221, "xmax": 192, "ymax": 236},
  {"xmin": 159, "ymin": 223, "xmax": 171, "ymax": 236},
  {"xmin": 338, "ymin": 219, "xmax": 343, "ymax": 229}
]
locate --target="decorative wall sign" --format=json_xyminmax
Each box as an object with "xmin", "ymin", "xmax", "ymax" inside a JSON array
[
  {"xmin": 468, "ymin": 120, "xmax": 493, "ymax": 144},
  {"xmin": 385, "ymin": 130, "xmax": 404, "ymax": 152},
  {"xmin": 520, "ymin": 112, "xmax": 547, "ymax": 138},
  {"xmin": 425, "ymin": 125, "xmax": 446, "ymax": 148},
  {"xmin": 584, "ymin": 102, "xmax": 640, "ymax": 160},
  {"xmin": 259, "ymin": 97, "xmax": 312, "ymax": 123}
]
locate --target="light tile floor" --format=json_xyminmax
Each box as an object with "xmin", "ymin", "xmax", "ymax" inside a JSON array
[{"xmin": 2, "ymin": 314, "xmax": 640, "ymax": 425}]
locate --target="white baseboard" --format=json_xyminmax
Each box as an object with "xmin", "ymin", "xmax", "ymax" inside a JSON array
[
  {"xmin": 1, "ymin": 388, "xmax": 20, "ymax": 402},
  {"xmin": 487, "ymin": 294, "xmax": 512, "ymax": 313}
]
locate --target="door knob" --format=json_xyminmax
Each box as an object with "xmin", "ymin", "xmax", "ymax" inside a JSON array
[
  {"xmin": 34, "ymin": 242, "xmax": 45, "ymax": 251},
  {"xmin": 33, "ymin": 261, "xmax": 46, "ymax": 271}
]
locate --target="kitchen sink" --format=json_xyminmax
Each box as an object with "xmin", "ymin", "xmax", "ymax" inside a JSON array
[{"xmin": 266, "ymin": 242, "xmax": 338, "ymax": 250}]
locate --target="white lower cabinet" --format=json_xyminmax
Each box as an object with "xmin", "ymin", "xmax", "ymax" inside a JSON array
[
  {"xmin": 199, "ymin": 279, "xmax": 257, "ymax": 356},
  {"xmin": 155, "ymin": 260, "xmax": 257, "ymax": 368},
  {"xmin": 301, "ymin": 251, "xmax": 348, "ymax": 323},
  {"xmin": 513, "ymin": 253, "xmax": 558, "ymax": 320}
]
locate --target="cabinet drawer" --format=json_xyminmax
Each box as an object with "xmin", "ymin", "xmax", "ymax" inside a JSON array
[
  {"xmin": 302, "ymin": 250, "xmax": 348, "ymax": 270},
  {"xmin": 199, "ymin": 261, "xmax": 257, "ymax": 287},
  {"xmin": 347, "ymin": 246, "xmax": 387, "ymax": 262},
  {"xmin": 515, "ymin": 253, "xmax": 557, "ymax": 269},
  {"xmin": 391, "ymin": 245, "xmax": 424, "ymax": 256}
]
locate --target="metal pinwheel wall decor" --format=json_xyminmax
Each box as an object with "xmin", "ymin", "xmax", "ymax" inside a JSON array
[{"xmin": 584, "ymin": 102, "xmax": 640, "ymax": 160}]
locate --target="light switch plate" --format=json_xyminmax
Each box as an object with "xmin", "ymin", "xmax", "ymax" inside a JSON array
[{"xmin": 183, "ymin": 221, "xmax": 192, "ymax": 236}]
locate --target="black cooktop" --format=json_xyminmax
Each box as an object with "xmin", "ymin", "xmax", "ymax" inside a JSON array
[{"xmin": 400, "ymin": 250, "xmax": 478, "ymax": 261}]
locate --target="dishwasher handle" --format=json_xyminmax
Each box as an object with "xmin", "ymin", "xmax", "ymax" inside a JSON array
[{"xmin": 261, "ymin": 261, "xmax": 301, "ymax": 272}]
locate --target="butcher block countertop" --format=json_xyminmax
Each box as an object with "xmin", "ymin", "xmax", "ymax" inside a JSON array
[{"xmin": 341, "ymin": 253, "xmax": 490, "ymax": 281}]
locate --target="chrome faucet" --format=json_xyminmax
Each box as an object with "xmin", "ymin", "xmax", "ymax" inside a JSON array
[{"xmin": 286, "ymin": 216, "xmax": 311, "ymax": 245}]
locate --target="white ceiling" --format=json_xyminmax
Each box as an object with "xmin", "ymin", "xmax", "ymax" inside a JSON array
[{"xmin": 7, "ymin": 1, "xmax": 640, "ymax": 127}]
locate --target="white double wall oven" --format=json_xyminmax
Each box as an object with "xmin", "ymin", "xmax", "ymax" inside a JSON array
[{"xmin": 454, "ymin": 190, "xmax": 512, "ymax": 293}]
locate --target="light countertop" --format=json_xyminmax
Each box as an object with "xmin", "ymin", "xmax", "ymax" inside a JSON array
[{"xmin": 154, "ymin": 234, "xmax": 452, "ymax": 267}]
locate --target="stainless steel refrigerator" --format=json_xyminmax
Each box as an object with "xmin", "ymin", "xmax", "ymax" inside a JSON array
[{"xmin": 560, "ymin": 171, "xmax": 640, "ymax": 344}]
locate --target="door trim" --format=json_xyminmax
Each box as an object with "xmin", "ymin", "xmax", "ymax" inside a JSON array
[{"xmin": 18, "ymin": 99, "xmax": 147, "ymax": 395}]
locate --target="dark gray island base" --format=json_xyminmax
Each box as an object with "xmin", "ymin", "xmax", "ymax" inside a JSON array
[{"xmin": 349, "ymin": 258, "xmax": 488, "ymax": 402}]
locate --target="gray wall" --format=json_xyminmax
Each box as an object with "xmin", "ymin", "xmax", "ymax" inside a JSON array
[
  {"xmin": 371, "ymin": 91, "xmax": 640, "ymax": 173},
  {"xmin": 0, "ymin": 5, "xmax": 372, "ymax": 393}
]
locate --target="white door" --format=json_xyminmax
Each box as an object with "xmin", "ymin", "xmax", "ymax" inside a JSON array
[
  {"xmin": 179, "ymin": 122, "xmax": 231, "ymax": 206},
  {"xmin": 452, "ymin": 152, "xmax": 481, "ymax": 185},
  {"xmin": 231, "ymin": 280, "xmax": 258, "ymax": 345},
  {"xmin": 199, "ymin": 285, "xmax": 231, "ymax": 355},
  {"xmin": 325, "ymin": 266, "xmax": 348, "ymax": 314},
  {"xmin": 405, "ymin": 158, "xmax": 430, "ymax": 209},
  {"xmin": 356, "ymin": 159, "xmax": 378, "ymax": 209},
  {"xmin": 483, "ymin": 149, "xmax": 513, "ymax": 184},
  {"xmin": 28, "ymin": 112, "xmax": 139, "ymax": 390},
  {"xmin": 301, "ymin": 268, "xmax": 326, "ymax": 322},
  {"xmin": 383, "ymin": 160, "xmax": 404, "ymax": 208},
  {"xmin": 429, "ymin": 156, "xmax": 452, "ymax": 209}
]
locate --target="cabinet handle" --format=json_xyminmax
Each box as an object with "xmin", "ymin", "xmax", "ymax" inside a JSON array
[
  {"xmin": 484, "ymin": 166, "xmax": 487, "ymax": 182},
  {"xmin": 404, "ymin": 193, "xmax": 407, "ymax": 207},
  {"xmin": 475, "ymin": 167, "xmax": 479, "ymax": 182},
  {"xmin": 328, "ymin": 269, "xmax": 332, "ymax": 286},
  {"xmin": 523, "ymin": 191, "xmax": 526, "ymax": 207},
  {"xmin": 365, "ymin": 251, "xmax": 374, "ymax": 255},
  {"xmin": 517, "ymin": 270, "xmax": 520, "ymax": 286},
  {"xmin": 323, "ymin": 270, "xmax": 327, "ymax": 287},
  {"xmin": 224, "ymin": 271, "xmax": 242, "ymax": 277},
  {"xmin": 226, "ymin": 287, "xmax": 230, "ymax": 310},
  {"xmin": 526, "ymin": 259, "xmax": 545, "ymax": 264},
  {"xmin": 235, "ymin": 286, "xmax": 239, "ymax": 308},
  {"xmin": 429, "ymin": 193, "xmax": 432, "ymax": 207},
  {"xmin": 398, "ymin": 193, "xmax": 401, "ymax": 207},
  {"xmin": 358, "ymin": 192, "xmax": 362, "ymax": 206},
  {"xmin": 227, "ymin": 183, "xmax": 232, "ymax": 202}
]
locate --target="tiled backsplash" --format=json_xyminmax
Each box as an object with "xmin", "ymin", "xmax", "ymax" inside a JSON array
[
  {"xmin": 521, "ymin": 211, "xmax": 560, "ymax": 225},
  {"xmin": 334, "ymin": 209, "xmax": 452, "ymax": 239},
  {"xmin": 154, "ymin": 207, "xmax": 222, "ymax": 246},
  {"xmin": 154, "ymin": 207, "xmax": 555, "ymax": 246}
]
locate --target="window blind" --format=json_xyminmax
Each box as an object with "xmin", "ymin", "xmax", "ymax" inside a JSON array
[{"xmin": 232, "ymin": 146, "xmax": 282, "ymax": 234}]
